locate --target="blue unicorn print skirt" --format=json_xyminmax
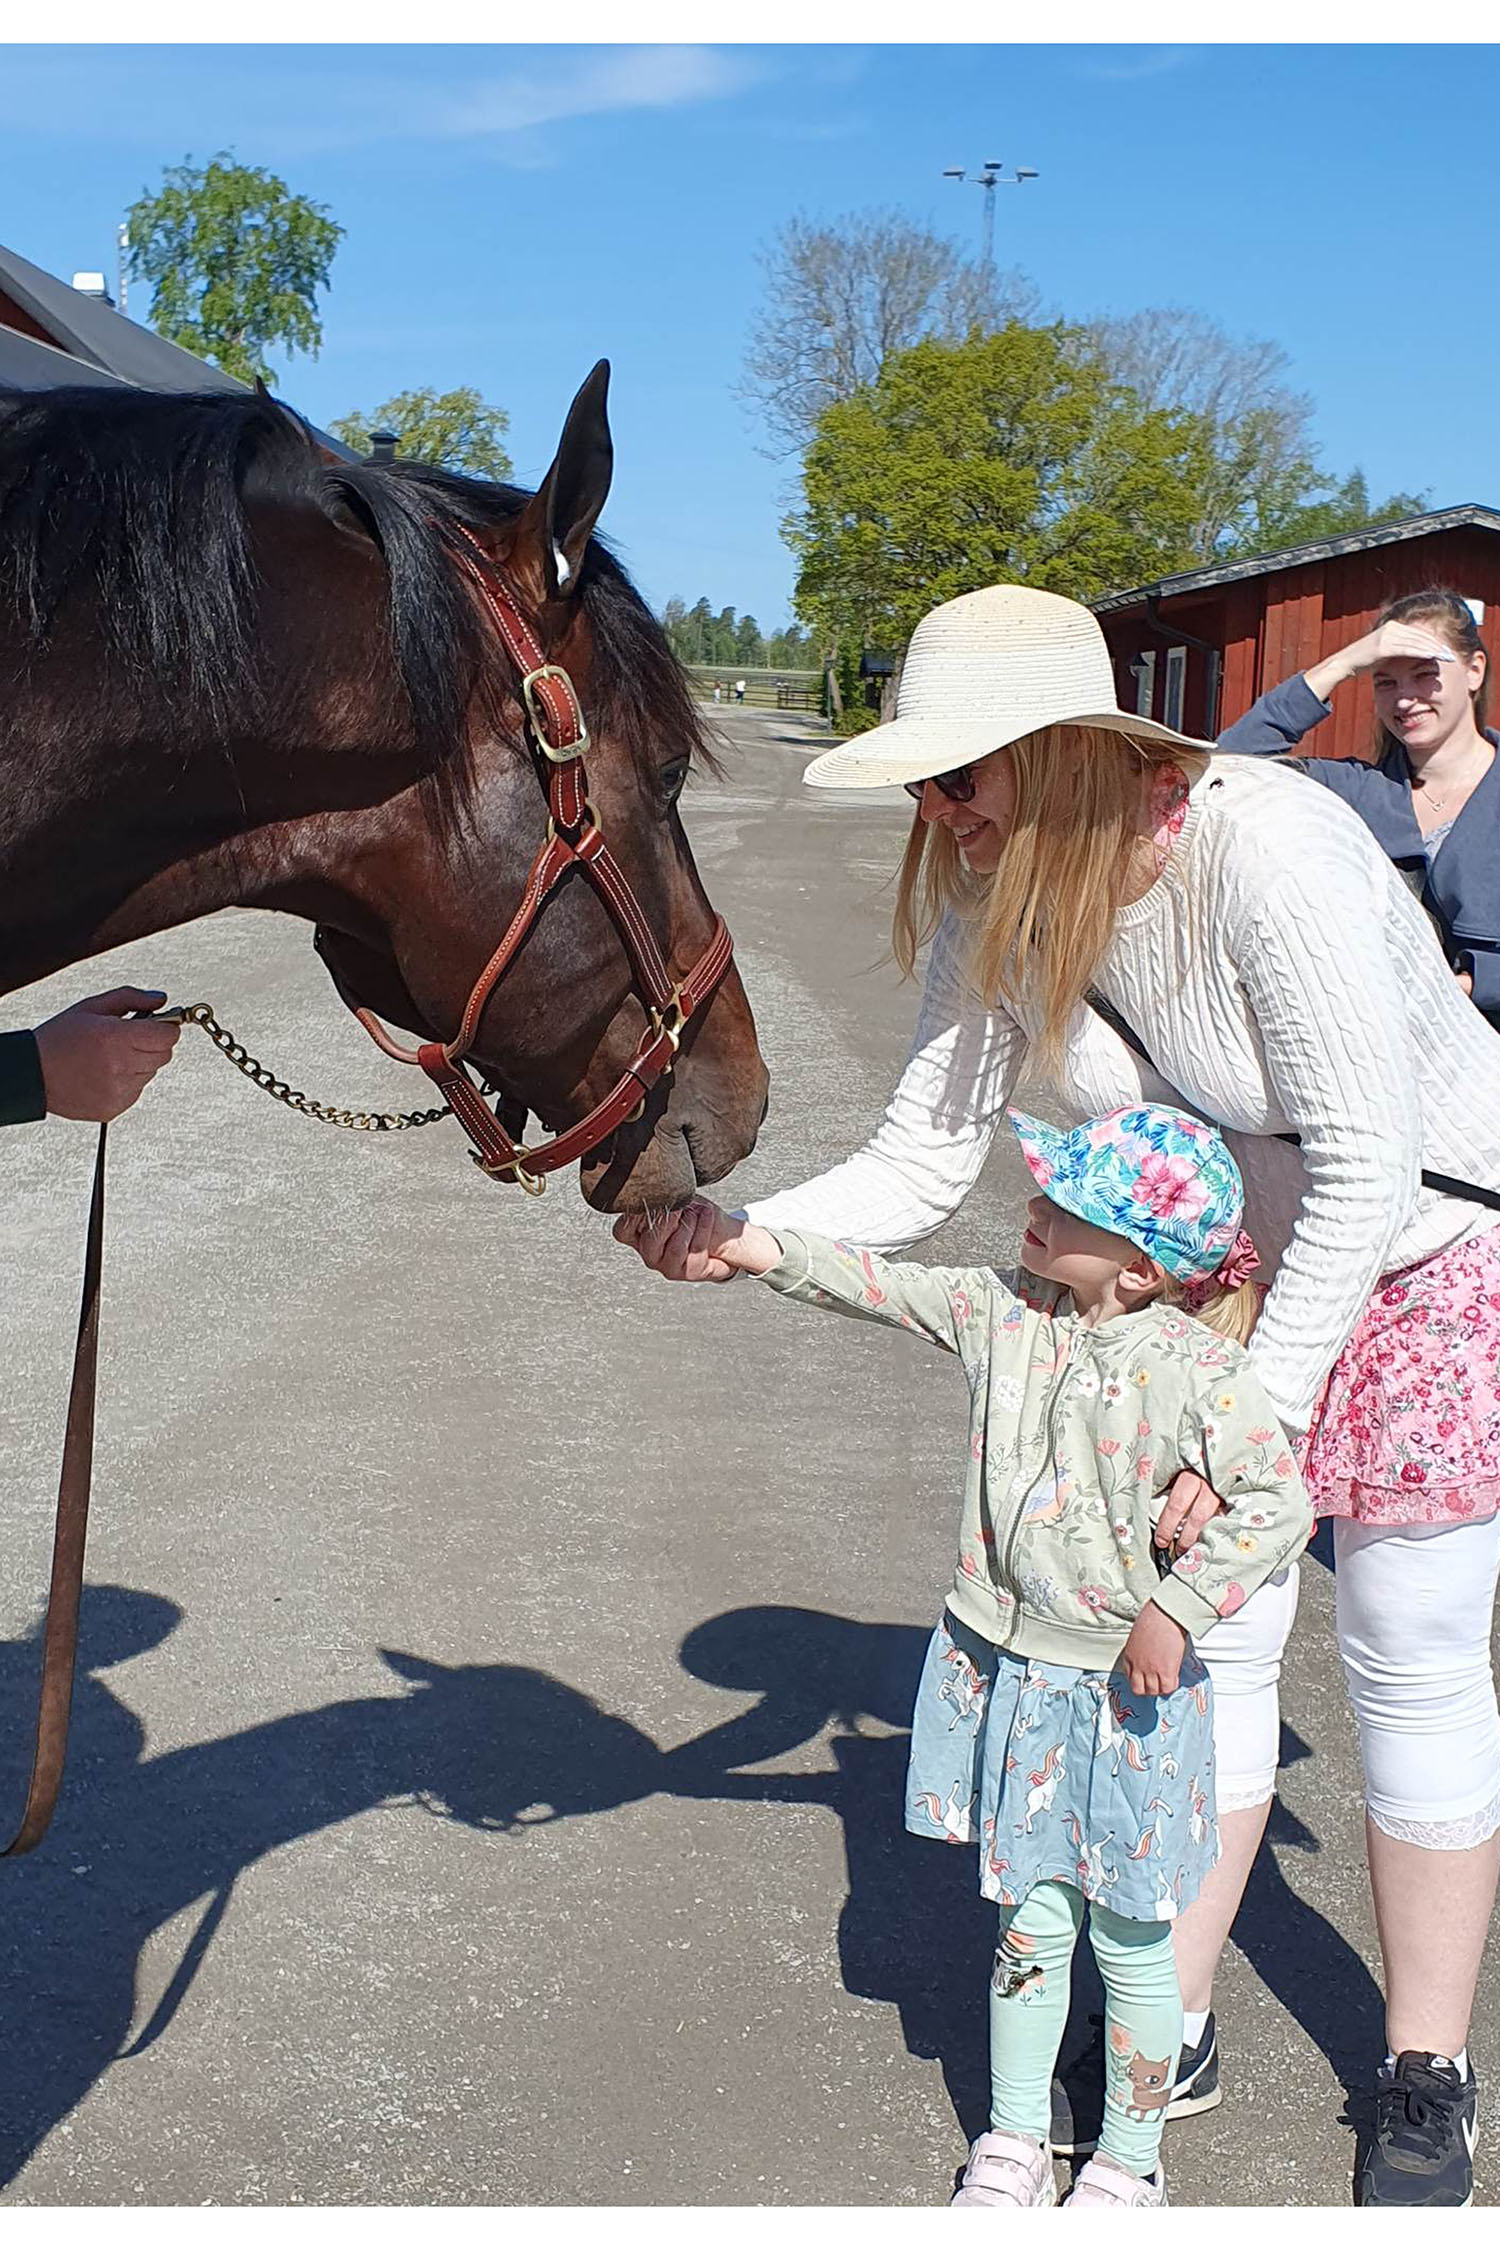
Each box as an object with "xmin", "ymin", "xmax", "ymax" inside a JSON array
[{"xmin": 906, "ymin": 1610, "xmax": 1219, "ymax": 1922}]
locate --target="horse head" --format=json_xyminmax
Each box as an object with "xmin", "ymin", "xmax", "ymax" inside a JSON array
[{"xmin": 308, "ymin": 363, "xmax": 769, "ymax": 1210}]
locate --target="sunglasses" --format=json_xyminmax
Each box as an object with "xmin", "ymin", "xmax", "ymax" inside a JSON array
[{"xmin": 903, "ymin": 765, "xmax": 978, "ymax": 804}]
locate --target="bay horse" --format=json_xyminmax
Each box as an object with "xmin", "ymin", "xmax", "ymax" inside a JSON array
[{"xmin": 0, "ymin": 363, "xmax": 767, "ymax": 1209}]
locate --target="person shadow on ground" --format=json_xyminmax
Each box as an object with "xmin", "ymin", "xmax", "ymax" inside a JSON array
[{"xmin": 0, "ymin": 1589, "xmax": 1383, "ymax": 2191}]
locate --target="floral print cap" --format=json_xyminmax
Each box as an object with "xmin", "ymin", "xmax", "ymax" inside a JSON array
[{"xmin": 1007, "ymin": 1103, "xmax": 1246, "ymax": 1282}]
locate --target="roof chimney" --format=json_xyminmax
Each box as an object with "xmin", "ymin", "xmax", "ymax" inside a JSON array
[
  {"xmin": 369, "ymin": 429, "xmax": 398, "ymax": 463},
  {"xmin": 71, "ymin": 271, "xmax": 115, "ymax": 306}
]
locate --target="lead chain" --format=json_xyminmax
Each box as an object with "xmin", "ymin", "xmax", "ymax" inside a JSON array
[{"xmin": 170, "ymin": 1002, "xmax": 452, "ymax": 1133}]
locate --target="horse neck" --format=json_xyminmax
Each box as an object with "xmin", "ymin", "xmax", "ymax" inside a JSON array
[{"xmin": 0, "ymin": 645, "xmax": 426, "ymax": 1003}]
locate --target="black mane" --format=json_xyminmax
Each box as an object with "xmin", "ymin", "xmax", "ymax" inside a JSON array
[{"xmin": 0, "ymin": 387, "xmax": 708, "ymax": 821}]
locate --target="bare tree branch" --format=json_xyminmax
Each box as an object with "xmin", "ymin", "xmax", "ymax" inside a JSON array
[{"xmin": 739, "ymin": 208, "xmax": 1040, "ymax": 459}]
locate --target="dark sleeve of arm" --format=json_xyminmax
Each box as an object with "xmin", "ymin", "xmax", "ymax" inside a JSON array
[
  {"xmin": 0, "ymin": 1030, "xmax": 46, "ymax": 1127},
  {"xmin": 1217, "ymin": 673, "xmax": 1333, "ymax": 756},
  {"xmin": 1456, "ymin": 945, "xmax": 1500, "ymax": 1021}
]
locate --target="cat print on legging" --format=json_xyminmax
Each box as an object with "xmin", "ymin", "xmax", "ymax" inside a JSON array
[{"xmin": 1120, "ymin": 2047, "xmax": 1173, "ymax": 2121}]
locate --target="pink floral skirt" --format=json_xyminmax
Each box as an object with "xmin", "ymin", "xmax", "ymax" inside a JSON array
[{"xmin": 1297, "ymin": 1224, "xmax": 1500, "ymax": 1526}]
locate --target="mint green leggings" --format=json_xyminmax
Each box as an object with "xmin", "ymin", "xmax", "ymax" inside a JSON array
[{"xmin": 990, "ymin": 1879, "xmax": 1183, "ymax": 2178}]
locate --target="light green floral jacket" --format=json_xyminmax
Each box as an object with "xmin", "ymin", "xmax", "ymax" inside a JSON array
[{"xmin": 763, "ymin": 1230, "xmax": 1313, "ymax": 1668}]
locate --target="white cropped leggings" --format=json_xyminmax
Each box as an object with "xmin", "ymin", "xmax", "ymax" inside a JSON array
[{"xmin": 1201, "ymin": 1515, "xmax": 1500, "ymax": 1849}]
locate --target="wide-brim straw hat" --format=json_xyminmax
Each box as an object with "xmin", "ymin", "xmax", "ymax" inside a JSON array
[{"xmin": 804, "ymin": 584, "xmax": 1216, "ymax": 792}]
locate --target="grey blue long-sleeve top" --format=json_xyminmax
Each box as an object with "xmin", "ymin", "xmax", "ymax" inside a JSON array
[{"xmin": 1219, "ymin": 674, "xmax": 1500, "ymax": 1029}]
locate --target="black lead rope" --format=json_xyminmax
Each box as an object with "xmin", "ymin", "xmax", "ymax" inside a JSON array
[{"xmin": 1086, "ymin": 992, "xmax": 1500, "ymax": 1217}]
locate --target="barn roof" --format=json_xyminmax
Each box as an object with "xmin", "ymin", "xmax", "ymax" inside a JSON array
[
  {"xmin": 0, "ymin": 324, "xmax": 132, "ymax": 391},
  {"xmin": 0, "ymin": 238, "xmax": 357, "ymax": 456},
  {"xmin": 1093, "ymin": 504, "xmax": 1500, "ymax": 616},
  {"xmin": 0, "ymin": 239, "xmax": 246, "ymax": 394}
]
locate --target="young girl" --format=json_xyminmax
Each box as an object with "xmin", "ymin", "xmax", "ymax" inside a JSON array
[{"xmin": 620, "ymin": 1102, "xmax": 1312, "ymax": 2209}]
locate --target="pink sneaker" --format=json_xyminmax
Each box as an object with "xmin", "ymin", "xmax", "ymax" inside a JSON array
[
  {"xmin": 950, "ymin": 2130, "xmax": 1058, "ymax": 2207},
  {"xmin": 1065, "ymin": 2152, "xmax": 1168, "ymax": 2207}
]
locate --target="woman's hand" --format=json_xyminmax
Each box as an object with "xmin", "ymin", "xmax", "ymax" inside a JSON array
[
  {"xmin": 1457, "ymin": 969, "xmax": 1475, "ymax": 996},
  {"xmin": 613, "ymin": 1198, "xmax": 782, "ymax": 1281},
  {"xmin": 1304, "ymin": 621, "xmax": 1455, "ymax": 703},
  {"xmin": 1153, "ymin": 1468, "xmax": 1225, "ymax": 1557},
  {"xmin": 1118, "ymin": 1603, "xmax": 1188, "ymax": 1698}
]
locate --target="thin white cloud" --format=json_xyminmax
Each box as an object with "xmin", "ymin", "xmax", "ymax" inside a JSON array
[
  {"xmin": 0, "ymin": 45, "xmax": 765, "ymax": 160},
  {"xmin": 1079, "ymin": 46, "xmax": 1199, "ymax": 82},
  {"xmin": 434, "ymin": 45, "xmax": 758, "ymax": 140}
]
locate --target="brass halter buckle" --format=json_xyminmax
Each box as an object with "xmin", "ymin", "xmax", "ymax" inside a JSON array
[{"xmin": 521, "ymin": 664, "xmax": 590, "ymax": 764}]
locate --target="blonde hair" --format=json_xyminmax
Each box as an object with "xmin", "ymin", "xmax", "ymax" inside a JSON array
[
  {"xmin": 1158, "ymin": 1271, "xmax": 1262, "ymax": 1348},
  {"xmin": 892, "ymin": 725, "xmax": 1209, "ymax": 1076}
]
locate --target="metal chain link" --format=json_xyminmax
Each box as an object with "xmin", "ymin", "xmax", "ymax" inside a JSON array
[{"xmin": 168, "ymin": 1003, "xmax": 451, "ymax": 1133}]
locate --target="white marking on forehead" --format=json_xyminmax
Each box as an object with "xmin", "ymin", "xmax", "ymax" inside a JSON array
[{"xmin": 552, "ymin": 543, "xmax": 573, "ymax": 592}]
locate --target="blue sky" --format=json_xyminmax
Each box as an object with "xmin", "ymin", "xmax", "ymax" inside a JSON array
[{"xmin": 5, "ymin": 41, "xmax": 1497, "ymax": 630}]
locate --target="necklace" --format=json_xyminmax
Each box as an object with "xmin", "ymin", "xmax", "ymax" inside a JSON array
[{"xmin": 1413, "ymin": 746, "xmax": 1493, "ymax": 813}]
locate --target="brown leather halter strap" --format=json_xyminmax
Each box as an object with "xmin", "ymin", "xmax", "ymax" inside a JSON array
[{"xmin": 351, "ymin": 535, "xmax": 735, "ymax": 1192}]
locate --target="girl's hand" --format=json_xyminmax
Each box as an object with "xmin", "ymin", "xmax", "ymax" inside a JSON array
[
  {"xmin": 613, "ymin": 1198, "xmax": 782, "ymax": 1280},
  {"xmin": 1306, "ymin": 620, "xmax": 1455, "ymax": 702},
  {"xmin": 1118, "ymin": 1603, "xmax": 1188, "ymax": 1699},
  {"xmin": 1153, "ymin": 1468, "xmax": 1224, "ymax": 1557}
]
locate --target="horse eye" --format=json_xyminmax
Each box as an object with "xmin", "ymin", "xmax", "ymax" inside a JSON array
[{"xmin": 660, "ymin": 759, "xmax": 690, "ymax": 803}]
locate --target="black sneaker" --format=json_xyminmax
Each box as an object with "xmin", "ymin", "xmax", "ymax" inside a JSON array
[
  {"xmin": 1050, "ymin": 2015, "xmax": 1220, "ymax": 2156},
  {"xmin": 1165, "ymin": 2016, "xmax": 1221, "ymax": 2122},
  {"xmin": 1354, "ymin": 2052, "xmax": 1477, "ymax": 2208}
]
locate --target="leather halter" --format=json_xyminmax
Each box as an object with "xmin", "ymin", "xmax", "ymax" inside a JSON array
[{"xmin": 349, "ymin": 532, "xmax": 735, "ymax": 1193}]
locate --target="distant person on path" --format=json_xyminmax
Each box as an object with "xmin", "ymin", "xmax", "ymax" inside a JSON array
[
  {"xmin": 1, "ymin": 987, "xmax": 179, "ymax": 1127},
  {"xmin": 620, "ymin": 585, "xmax": 1500, "ymax": 2208},
  {"xmin": 712, "ymin": 680, "xmax": 722, "ymax": 704},
  {"xmin": 735, "ymin": 678, "xmax": 747, "ymax": 704},
  {"xmin": 620, "ymin": 1108, "xmax": 1312, "ymax": 2207},
  {"xmin": 1221, "ymin": 589, "xmax": 1500, "ymax": 1028}
]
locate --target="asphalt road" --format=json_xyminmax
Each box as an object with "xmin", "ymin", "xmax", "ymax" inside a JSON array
[{"xmin": 0, "ymin": 705, "xmax": 1494, "ymax": 2207}]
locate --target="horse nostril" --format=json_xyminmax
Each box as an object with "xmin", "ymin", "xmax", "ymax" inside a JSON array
[{"xmin": 758, "ymin": 1088, "xmax": 771, "ymax": 1130}]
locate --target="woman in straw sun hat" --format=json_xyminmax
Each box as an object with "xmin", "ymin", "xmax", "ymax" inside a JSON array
[{"xmin": 621, "ymin": 581, "xmax": 1500, "ymax": 2208}]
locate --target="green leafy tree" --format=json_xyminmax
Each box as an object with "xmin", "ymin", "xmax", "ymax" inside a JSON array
[
  {"xmin": 1238, "ymin": 466, "xmax": 1431, "ymax": 557},
  {"xmin": 127, "ymin": 152, "xmax": 342, "ymax": 386},
  {"xmin": 331, "ymin": 387, "xmax": 514, "ymax": 480},
  {"xmin": 786, "ymin": 324, "xmax": 1213, "ymax": 657}
]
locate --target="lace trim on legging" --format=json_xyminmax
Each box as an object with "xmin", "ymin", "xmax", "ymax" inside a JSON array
[{"xmin": 1367, "ymin": 1785, "xmax": 1500, "ymax": 1851}]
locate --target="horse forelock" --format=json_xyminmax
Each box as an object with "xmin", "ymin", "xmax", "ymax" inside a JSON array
[{"xmin": 340, "ymin": 456, "xmax": 721, "ymax": 794}]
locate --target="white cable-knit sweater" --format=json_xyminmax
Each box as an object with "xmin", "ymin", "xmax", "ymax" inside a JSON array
[{"xmin": 748, "ymin": 757, "xmax": 1500, "ymax": 1433}]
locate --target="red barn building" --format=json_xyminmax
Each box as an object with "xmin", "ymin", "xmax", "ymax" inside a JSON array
[{"xmin": 1093, "ymin": 506, "xmax": 1500, "ymax": 759}]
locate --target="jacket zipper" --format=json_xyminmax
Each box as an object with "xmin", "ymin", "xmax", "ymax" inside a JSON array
[{"xmin": 999, "ymin": 1327, "xmax": 1076, "ymax": 1604}]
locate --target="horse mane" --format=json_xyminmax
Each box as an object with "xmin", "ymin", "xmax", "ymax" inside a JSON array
[{"xmin": 0, "ymin": 387, "xmax": 713, "ymax": 833}]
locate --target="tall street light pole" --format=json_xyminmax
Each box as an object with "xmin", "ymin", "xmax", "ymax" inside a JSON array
[{"xmin": 942, "ymin": 160, "xmax": 1039, "ymax": 269}]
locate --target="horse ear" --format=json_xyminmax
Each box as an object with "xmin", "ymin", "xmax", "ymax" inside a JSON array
[
  {"xmin": 514, "ymin": 360, "xmax": 613, "ymax": 605},
  {"xmin": 380, "ymin": 1647, "xmax": 446, "ymax": 1690}
]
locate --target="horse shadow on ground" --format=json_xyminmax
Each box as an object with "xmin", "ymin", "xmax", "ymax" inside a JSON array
[{"xmin": 0, "ymin": 1589, "xmax": 1380, "ymax": 2189}]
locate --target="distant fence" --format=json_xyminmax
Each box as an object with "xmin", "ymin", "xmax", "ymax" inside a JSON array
[{"xmin": 682, "ymin": 664, "xmax": 823, "ymax": 712}]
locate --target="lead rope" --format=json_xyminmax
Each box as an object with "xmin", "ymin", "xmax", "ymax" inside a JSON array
[{"xmin": 2, "ymin": 1126, "xmax": 106, "ymax": 1857}]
